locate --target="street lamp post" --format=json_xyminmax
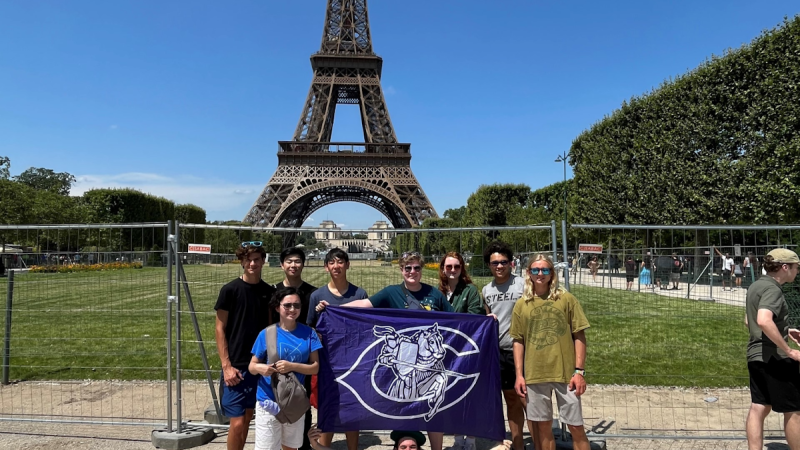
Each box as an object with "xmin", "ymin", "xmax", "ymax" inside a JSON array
[
  {"xmin": 555, "ymin": 151, "xmax": 570, "ymax": 289},
  {"xmin": 554, "ymin": 151, "xmax": 569, "ymax": 225}
]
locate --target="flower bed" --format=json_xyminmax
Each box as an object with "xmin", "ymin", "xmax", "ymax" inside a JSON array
[{"xmin": 29, "ymin": 262, "xmax": 144, "ymax": 273}]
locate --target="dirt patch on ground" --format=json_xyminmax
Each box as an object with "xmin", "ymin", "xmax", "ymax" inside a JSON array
[{"xmin": 0, "ymin": 381, "xmax": 789, "ymax": 449}]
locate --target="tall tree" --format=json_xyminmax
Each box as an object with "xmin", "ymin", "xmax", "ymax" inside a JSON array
[
  {"xmin": 443, "ymin": 206, "xmax": 466, "ymax": 224},
  {"xmin": 14, "ymin": 167, "xmax": 76, "ymax": 195},
  {"xmin": 463, "ymin": 184, "xmax": 531, "ymax": 227}
]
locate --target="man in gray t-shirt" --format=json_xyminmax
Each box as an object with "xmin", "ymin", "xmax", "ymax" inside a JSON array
[
  {"xmin": 481, "ymin": 242, "xmax": 526, "ymax": 450},
  {"xmin": 744, "ymin": 248, "xmax": 800, "ymax": 450}
]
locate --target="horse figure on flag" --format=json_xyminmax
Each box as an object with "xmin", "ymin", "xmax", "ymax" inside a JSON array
[{"xmin": 373, "ymin": 323, "xmax": 448, "ymax": 421}]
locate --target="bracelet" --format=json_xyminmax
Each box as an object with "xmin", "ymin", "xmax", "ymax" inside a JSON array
[{"xmin": 574, "ymin": 369, "xmax": 585, "ymax": 376}]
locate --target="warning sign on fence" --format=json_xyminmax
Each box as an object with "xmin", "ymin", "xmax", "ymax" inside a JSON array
[
  {"xmin": 579, "ymin": 244, "xmax": 603, "ymax": 254},
  {"xmin": 188, "ymin": 244, "xmax": 212, "ymax": 254}
]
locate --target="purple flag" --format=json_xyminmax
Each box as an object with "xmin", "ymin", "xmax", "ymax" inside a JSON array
[{"xmin": 316, "ymin": 307, "xmax": 504, "ymax": 441}]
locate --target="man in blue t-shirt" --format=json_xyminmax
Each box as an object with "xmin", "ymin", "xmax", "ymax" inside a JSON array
[
  {"xmin": 314, "ymin": 251, "xmax": 451, "ymax": 450},
  {"xmin": 307, "ymin": 248, "xmax": 369, "ymax": 328}
]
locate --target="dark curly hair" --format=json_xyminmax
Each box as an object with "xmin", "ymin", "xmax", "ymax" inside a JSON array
[
  {"xmin": 270, "ymin": 286, "xmax": 300, "ymax": 311},
  {"xmin": 483, "ymin": 241, "xmax": 513, "ymax": 264}
]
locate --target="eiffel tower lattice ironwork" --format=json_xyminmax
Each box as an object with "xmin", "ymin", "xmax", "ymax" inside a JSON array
[{"xmin": 243, "ymin": 0, "xmax": 437, "ymax": 228}]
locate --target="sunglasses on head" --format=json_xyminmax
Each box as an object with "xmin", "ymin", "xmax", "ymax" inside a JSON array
[
  {"xmin": 444, "ymin": 264, "xmax": 461, "ymax": 270},
  {"xmin": 401, "ymin": 251, "xmax": 422, "ymax": 259},
  {"xmin": 241, "ymin": 241, "xmax": 263, "ymax": 248},
  {"xmin": 403, "ymin": 265, "xmax": 423, "ymax": 273},
  {"xmin": 529, "ymin": 268, "xmax": 551, "ymax": 275}
]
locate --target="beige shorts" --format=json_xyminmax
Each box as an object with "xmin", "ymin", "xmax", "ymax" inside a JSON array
[
  {"xmin": 526, "ymin": 383, "xmax": 584, "ymax": 426},
  {"xmin": 255, "ymin": 402, "xmax": 304, "ymax": 450}
]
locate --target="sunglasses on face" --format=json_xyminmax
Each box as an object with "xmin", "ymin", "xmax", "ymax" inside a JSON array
[
  {"xmin": 445, "ymin": 264, "xmax": 461, "ymax": 270},
  {"xmin": 530, "ymin": 268, "xmax": 551, "ymax": 275},
  {"xmin": 241, "ymin": 241, "xmax": 263, "ymax": 247},
  {"xmin": 403, "ymin": 265, "xmax": 423, "ymax": 273},
  {"xmin": 281, "ymin": 303, "xmax": 302, "ymax": 310},
  {"xmin": 489, "ymin": 260, "xmax": 509, "ymax": 267}
]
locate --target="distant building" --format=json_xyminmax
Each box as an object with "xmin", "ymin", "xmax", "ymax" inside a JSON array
[
  {"xmin": 368, "ymin": 221, "xmax": 395, "ymax": 240},
  {"xmin": 315, "ymin": 220, "xmax": 342, "ymax": 240},
  {"xmin": 316, "ymin": 220, "xmax": 395, "ymax": 252}
]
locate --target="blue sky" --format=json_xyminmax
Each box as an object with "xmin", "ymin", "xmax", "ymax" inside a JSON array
[{"xmin": 2, "ymin": 1, "xmax": 798, "ymax": 228}]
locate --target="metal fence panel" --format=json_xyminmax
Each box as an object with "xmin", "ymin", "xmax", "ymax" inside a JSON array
[
  {"xmin": 565, "ymin": 224, "xmax": 800, "ymax": 441},
  {"xmin": 0, "ymin": 223, "xmax": 171, "ymax": 427}
]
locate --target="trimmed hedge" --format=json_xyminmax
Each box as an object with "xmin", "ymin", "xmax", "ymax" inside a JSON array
[
  {"xmin": 83, "ymin": 188, "xmax": 176, "ymax": 223},
  {"xmin": 570, "ymin": 17, "xmax": 800, "ymax": 225}
]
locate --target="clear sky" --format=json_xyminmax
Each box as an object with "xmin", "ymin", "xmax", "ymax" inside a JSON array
[{"xmin": 2, "ymin": 1, "xmax": 798, "ymax": 229}]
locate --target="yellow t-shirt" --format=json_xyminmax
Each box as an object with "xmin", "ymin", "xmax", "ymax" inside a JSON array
[{"xmin": 509, "ymin": 290, "xmax": 590, "ymax": 384}]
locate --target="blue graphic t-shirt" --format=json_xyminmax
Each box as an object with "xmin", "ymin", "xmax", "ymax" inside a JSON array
[{"xmin": 251, "ymin": 324, "xmax": 323, "ymax": 404}]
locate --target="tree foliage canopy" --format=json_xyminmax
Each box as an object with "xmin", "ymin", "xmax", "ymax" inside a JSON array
[
  {"xmin": 463, "ymin": 184, "xmax": 531, "ymax": 227},
  {"xmin": 14, "ymin": 167, "xmax": 76, "ymax": 196},
  {"xmin": 570, "ymin": 17, "xmax": 800, "ymax": 225}
]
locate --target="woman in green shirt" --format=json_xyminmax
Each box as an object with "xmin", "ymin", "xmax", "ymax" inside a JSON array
[
  {"xmin": 438, "ymin": 252, "xmax": 484, "ymax": 315},
  {"xmin": 437, "ymin": 251, "xmax": 485, "ymax": 450}
]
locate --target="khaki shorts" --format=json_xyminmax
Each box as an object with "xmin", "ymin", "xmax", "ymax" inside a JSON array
[{"xmin": 526, "ymin": 383, "xmax": 584, "ymax": 426}]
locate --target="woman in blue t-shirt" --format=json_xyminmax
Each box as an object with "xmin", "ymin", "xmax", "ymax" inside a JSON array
[{"xmin": 250, "ymin": 286, "xmax": 323, "ymax": 450}]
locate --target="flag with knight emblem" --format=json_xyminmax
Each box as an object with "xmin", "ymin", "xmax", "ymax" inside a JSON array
[{"xmin": 316, "ymin": 307, "xmax": 504, "ymax": 440}]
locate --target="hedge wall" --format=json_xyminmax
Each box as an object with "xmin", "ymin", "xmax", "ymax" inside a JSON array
[
  {"xmin": 83, "ymin": 188, "xmax": 176, "ymax": 223},
  {"xmin": 570, "ymin": 17, "xmax": 800, "ymax": 225}
]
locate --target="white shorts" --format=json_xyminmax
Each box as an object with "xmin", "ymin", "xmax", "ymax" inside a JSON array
[
  {"xmin": 255, "ymin": 402, "xmax": 304, "ymax": 450},
  {"xmin": 526, "ymin": 383, "xmax": 584, "ymax": 426}
]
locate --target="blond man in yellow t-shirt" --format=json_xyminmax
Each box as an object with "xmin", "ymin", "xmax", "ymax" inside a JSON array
[{"xmin": 510, "ymin": 254, "xmax": 591, "ymax": 450}]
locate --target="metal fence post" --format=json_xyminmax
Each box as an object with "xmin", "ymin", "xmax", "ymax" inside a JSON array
[
  {"xmin": 561, "ymin": 220, "xmax": 570, "ymax": 291},
  {"xmin": 174, "ymin": 222, "xmax": 183, "ymax": 433},
  {"xmin": 3, "ymin": 270, "xmax": 14, "ymax": 385},
  {"xmin": 550, "ymin": 220, "xmax": 558, "ymax": 263},
  {"xmin": 165, "ymin": 221, "xmax": 174, "ymax": 432},
  {"xmin": 178, "ymin": 258, "xmax": 223, "ymax": 422}
]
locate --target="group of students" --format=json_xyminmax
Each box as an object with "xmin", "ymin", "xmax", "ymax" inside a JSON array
[{"xmin": 215, "ymin": 241, "xmax": 591, "ymax": 450}]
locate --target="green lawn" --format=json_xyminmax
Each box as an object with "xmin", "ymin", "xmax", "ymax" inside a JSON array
[{"xmin": 0, "ymin": 264, "xmax": 750, "ymax": 387}]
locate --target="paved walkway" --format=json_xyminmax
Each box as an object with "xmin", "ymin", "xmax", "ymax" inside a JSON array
[{"xmin": 565, "ymin": 268, "xmax": 748, "ymax": 307}]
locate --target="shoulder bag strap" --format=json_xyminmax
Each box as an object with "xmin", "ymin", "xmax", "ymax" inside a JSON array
[
  {"xmin": 400, "ymin": 284, "xmax": 424, "ymax": 310},
  {"xmin": 266, "ymin": 324, "xmax": 279, "ymax": 387}
]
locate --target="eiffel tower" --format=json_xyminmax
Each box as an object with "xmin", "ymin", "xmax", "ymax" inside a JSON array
[{"xmin": 243, "ymin": 0, "xmax": 437, "ymax": 228}]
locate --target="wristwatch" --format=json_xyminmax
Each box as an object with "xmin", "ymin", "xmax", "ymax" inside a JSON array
[{"xmin": 574, "ymin": 368, "xmax": 585, "ymax": 377}]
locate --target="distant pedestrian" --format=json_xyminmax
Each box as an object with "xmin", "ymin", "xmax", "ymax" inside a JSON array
[
  {"xmin": 669, "ymin": 253, "xmax": 683, "ymax": 290},
  {"xmin": 639, "ymin": 257, "xmax": 652, "ymax": 290},
  {"xmin": 624, "ymin": 256, "xmax": 636, "ymax": 290},
  {"xmin": 714, "ymin": 247, "xmax": 735, "ymax": 291},
  {"xmin": 587, "ymin": 257, "xmax": 599, "ymax": 283}
]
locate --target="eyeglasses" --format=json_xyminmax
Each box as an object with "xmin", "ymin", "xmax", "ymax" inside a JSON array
[
  {"xmin": 444, "ymin": 264, "xmax": 461, "ymax": 270},
  {"xmin": 489, "ymin": 260, "xmax": 509, "ymax": 267},
  {"xmin": 529, "ymin": 268, "xmax": 552, "ymax": 275},
  {"xmin": 241, "ymin": 241, "xmax": 263, "ymax": 247},
  {"xmin": 281, "ymin": 303, "xmax": 302, "ymax": 310},
  {"xmin": 403, "ymin": 265, "xmax": 423, "ymax": 273}
]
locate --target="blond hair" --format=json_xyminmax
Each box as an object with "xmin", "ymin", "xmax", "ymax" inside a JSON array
[{"xmin": 521, "ymin": 253, "xmax": 563, "ymax": 302}]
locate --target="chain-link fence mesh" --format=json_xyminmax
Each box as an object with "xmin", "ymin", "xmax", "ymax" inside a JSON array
[
  {"xmin": 4, "ymin": 221, "xmax": 800, "ymax": 447},
  {"xmin": 0, "ymin": 223, "xmax": 170, "ymax": 427}
]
